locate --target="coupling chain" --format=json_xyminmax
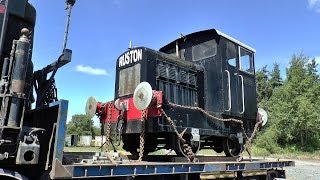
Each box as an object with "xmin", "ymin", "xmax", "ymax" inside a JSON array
[
  {"xmin": 160, "ymin": 108, "xmax": 197, "ymax": 162},
  {"xmin": 105, "ymin": 102, "xmax": 112, "ymax": 152},
  {"xmin": 138, "ymin": 109, "xmax": 147, "ymax": 161},
  {"xmin": 240, "ymin": 117, "xmax": 262, "ymax": 161},
  {"xmin": 166, "ymin": 102, "xmax": 262, "ymax": 161}
]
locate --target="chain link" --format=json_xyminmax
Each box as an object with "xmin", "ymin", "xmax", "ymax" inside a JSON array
[
  {"xmin": 138, "ymin": 109, "xmax": 147, "ymax": 161},
  {"xmin": 105, "ymin": 102, "xmax": 112, "ymax": 151},
  {"xmin": 160, "ymin": 108, "xmax": 197, "ymax": 162},
  {"xmin": 239, "ymin": 116, "xmax": 262, "ymax": 161},
  {"xmin": 163, "ymin": 102, "xmax": 262, "ymax": 161}
]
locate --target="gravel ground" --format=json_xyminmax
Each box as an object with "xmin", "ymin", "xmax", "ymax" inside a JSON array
[{"xmin": 285, "ymin": 159, "xmax": 320, "ymax": 180}]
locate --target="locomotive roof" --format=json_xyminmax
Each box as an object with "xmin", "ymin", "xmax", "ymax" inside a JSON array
[{"xmin": 160, "ymin": 29, "xmax": 256, "ymax": 53}]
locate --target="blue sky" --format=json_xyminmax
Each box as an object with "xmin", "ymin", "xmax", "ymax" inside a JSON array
[{"xmin": 29, "ymin": 0, "xmax": 320, "ymax": 125}]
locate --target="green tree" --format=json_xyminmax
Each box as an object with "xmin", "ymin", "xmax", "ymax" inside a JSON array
[
  {"xmin": 256, "ymin": 63, "xmax": 283, "ymax": 104},
  {"xmin": 67, "ymin": 114, "xmax": 95, "ymax": 136},
  {"xmin": 269, "ymin": 63, "xmax": 283, "ymax": 90},
  {"xmin": 93, "ymin": 126, "xmax": 102, "ymax": 136},
  {"xmin": 269, "ymin": 54, "xmax": 320, "ymax": 150},
  {"xmin": 255, "ymin": 54, "xmax": 320, "ymax": 152},
  {"xmin": 255, "ymin": 66, "xmax": 272, "ymax": 103}
]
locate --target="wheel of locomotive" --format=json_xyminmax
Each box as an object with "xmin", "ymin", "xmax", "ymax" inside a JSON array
[
  {"xmin": 223, "ymin": 138, "xmax": 243, "ymax": 157},
  {"xmin": 174, "ymin": 134, "xmax": 200, "ymax": 157}
]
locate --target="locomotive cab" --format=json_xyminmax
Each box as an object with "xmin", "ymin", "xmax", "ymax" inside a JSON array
[
  {"xmin": 88, "ymin": 29, "xmax": 261, "ymax": 158},
  {"xmin": 160, "ymin": 29, "xmax": 257, "ymax": 121}
]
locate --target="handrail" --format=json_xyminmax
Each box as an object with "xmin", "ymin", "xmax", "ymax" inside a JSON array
[
  {"xmin": 225, "ymin": 70, "xmax": 231, "ymax": 111},
  {"xmin": 239, "ymin": 74, "xmax": 245, "ymax": 114}
]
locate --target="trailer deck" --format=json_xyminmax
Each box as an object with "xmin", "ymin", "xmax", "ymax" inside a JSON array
[
  {"xmin": 48, "ymin": 100, "xmax": 294, "ymax": 179},
  {"xmin": 50, "ymin": 152, "xmax": 294, "ymax": 179}
]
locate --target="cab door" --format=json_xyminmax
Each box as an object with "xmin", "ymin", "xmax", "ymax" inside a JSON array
[
  {"xmin": 223, "ymin": 41, "xmax": 240, "ymax": 115},
  {"xmin": 237, "ymin": 47, "xmax": 257, "ymax": 119}
]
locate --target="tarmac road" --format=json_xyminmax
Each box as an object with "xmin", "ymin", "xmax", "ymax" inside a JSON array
[{"xmin": 285, "ymin": 159, "xmax": 320, "ymax": 180}]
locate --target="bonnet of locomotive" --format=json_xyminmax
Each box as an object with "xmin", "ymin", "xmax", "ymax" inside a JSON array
[
  {"xmin": 113, "ymin": 47, "xmax": 206, "ymax": 134},
  {"xmin": 159, "ymin": 29, "xmax": 258, "ymax": 121},
  {"xmin": 115, "ymin": 47, "xmax": 203, "ymax": 101}
]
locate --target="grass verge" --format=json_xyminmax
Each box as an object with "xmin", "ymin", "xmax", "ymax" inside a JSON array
[{"xmin": 251, "ymin": 146, "xmax": 320, "ymax": 160}]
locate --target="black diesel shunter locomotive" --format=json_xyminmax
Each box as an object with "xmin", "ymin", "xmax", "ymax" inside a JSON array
[{"xmin": 87, "ymin": 29, "xmax": 262, "ymax": 157}]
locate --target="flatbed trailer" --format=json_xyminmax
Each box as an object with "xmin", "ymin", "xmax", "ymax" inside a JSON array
[
  {"xmin": 0, "ymin": 100, "xmax": 294, "ymax": 179},
  {"xmin": 50, "ymin": 101, "xmax": 294, "ymax": 180},
  {"xmin": 53, "ymin": 155, "xmax": 294, "ymax": 179}
]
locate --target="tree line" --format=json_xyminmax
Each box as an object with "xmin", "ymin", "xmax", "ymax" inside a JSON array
[
  {"xmin": 255, "ymin": 54, "xmax": 320, "ymax": 152},
  {"xmin": 66, "ymin": 114, "xmax": 101, "ymax": 137}
]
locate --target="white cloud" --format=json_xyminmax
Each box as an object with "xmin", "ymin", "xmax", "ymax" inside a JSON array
[
  {"xmin": 308, "ymin": 0, "xmax": 320, "ymax": 13},
  {"xmin": 75, "ymin": 65, "xmax": 109, "ymax": 76}
]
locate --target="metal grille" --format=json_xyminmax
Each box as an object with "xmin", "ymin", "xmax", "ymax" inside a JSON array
[
  {"xmin": 156, "ymin": 60, "xmax": 198, "ymax": 107},
  {"xmin": 189, "ymin": 74, "xmax": 196, "ymax": 86},
  {"xmin": 118, "ymin": 64, "xmax": 141, "ymax": 97},
  {"xmin": 180, "ymin": 70, "xmax": 187, "ymax": 84},
  {"xmin": 157, "ymin": 63, "xmax": 167, "ymax": 78},
  {"xmin": 168, "ymin": 66, "xmax": 176, "ymax": 80}
]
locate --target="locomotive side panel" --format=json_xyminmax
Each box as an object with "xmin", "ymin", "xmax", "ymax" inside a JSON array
[{"xmin": 190, "ymin": 35, "xmax": 225, "ymax": 114}]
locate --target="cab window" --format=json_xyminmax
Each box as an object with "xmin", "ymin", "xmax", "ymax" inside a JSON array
[
  {"xmin": 226, "ymin": 41, "xmax": 237, "ymax": 67},
  {"xmin": 192, "ymin": 39, "xmax": 217, "ymax": 61},
  {"xmin": 239, "ymin": 47, "xmax": 254, "ymax": 74}
]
